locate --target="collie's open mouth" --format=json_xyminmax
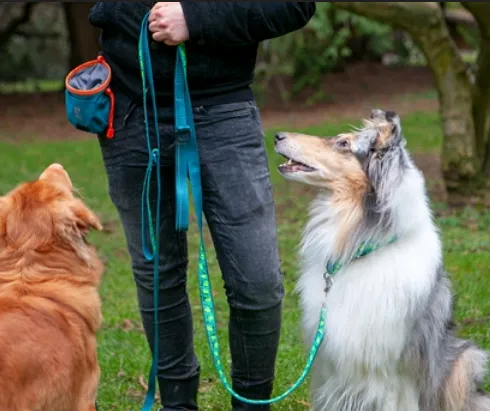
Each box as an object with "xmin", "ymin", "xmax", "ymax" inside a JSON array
[{"xmin": 278, "ymin": 155, "xmax": 316, "ymax": 173}]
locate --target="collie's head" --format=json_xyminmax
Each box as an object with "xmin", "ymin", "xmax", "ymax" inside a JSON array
[
  {"xmin": 0, "ymin": 164, "xmax": 103, "ymax": 272},
  {"xmin": 276, "ymin": 109, "xmax": 428, "ymax": 259}
]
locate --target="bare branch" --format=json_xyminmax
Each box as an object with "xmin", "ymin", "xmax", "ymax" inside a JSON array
[
  {"xmin": 332, "ymin": 2, "xmax": 441, "ymax": 35},
  {"xmin": 444, "ymin": 8, "xmax": 476, "ymax": 29},
  {"xmin": 0, "ymin": 3, "xmax": 37, "ymax": 50}
]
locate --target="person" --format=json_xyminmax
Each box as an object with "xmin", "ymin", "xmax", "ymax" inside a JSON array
[{"xmin": 88, "ymin": 2, "xmax": 316, "ymax": 410}]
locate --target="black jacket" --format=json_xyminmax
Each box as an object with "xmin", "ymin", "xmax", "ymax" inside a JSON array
[{"xmin": 88, "ymin": 2, "xmax": 316, "ymax": 106}]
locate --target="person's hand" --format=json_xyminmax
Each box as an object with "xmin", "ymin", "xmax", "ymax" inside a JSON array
[{"xmin": 149, "ymin": 2, "xmax": 189, "ymax": 46}]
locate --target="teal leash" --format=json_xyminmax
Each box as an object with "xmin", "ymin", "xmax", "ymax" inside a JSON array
[
  {"xmin": 137, "ymin": 11, "xmax": 394, "ymax": 409},
  {"xmin": 139, "ymin": 12, "xmax": 162, "ymax": 411}
]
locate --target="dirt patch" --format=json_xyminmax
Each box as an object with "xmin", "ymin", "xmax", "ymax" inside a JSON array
[
  {"xmin": 260, "ymin": 63, "xmax": 438, "ymax": 128},
  {"xmin": 0, "ymin": 63, "xmax": 437, "ymax": 141},
  {"xmin": 0, "ymin": 92, "xmax": 85, "ymax": 141}
]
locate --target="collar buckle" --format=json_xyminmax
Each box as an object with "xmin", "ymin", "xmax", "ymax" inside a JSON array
[{"xmin": 323, "ymin": 271, "xmax": 334, "ymax": 294}]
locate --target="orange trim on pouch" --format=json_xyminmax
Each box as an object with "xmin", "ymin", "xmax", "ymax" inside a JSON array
[
  {"xmin": 105, "ymin": 87, "xmax": 115, "ymax": 139},
  {"xmin": 65, "ymin": 55, "xmax": 112, "ymax": 96}
]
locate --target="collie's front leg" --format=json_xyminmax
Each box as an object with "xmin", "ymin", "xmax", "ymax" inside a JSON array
[
  {"xmin": 311, "ymin": 378, "xmax": 420, "ymax": 411},
  {"xmin": 310, "ymin": 370, "xmax": 373, "ymax": 411},
  {"xmin": 379, "ymin": 379, "xmax": 419, "ymax": 411},
  {"xmin": 309, "ymin": 366, "xmax": 352, "ymax": 411}
]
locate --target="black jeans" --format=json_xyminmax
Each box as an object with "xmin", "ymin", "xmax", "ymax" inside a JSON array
[{"xmin": 98, "ymin": 90, "xmax": 284, "ymax": 410}]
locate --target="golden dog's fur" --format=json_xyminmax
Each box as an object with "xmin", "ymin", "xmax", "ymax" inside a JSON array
[{"xmin": 0, "ymin": 164, "xmax": 104, "ymax": 411}]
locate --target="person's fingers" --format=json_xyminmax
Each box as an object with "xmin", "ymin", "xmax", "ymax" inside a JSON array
[
  {"xmin": 149, "ymin": 21, "xmax": 162, "ymax": 32},
  {"xmin": 150, "ymin": 2, "xmax": 168, "ymax": 16},
  {"xmin": 152, "ymin": 31, "xmax": 168, "ymax": 43},
  {"xmin": 150, "ymin": 18, "xmax": 168, "ymax": 30},
  {"xmin": 149, "ymin": 3, "xmax": 166, "ymax": 22},
  {"xmin": 148, "ymin": 9, "xmax": 159, "ymax": 23},
  {"xmin": 149, "ymin": 13, "xmax": 165, "ymax": 25}
]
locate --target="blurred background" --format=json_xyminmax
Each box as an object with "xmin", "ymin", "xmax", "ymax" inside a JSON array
[
  {"xmin": 0, "ymin": 2, "xmax": 486, "ymax": 197},
  {"xmin": 0, "ymin": 3, "xmax": 488, "ymax": 410}
]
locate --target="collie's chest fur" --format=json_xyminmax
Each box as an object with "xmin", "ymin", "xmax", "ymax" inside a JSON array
[{"xmin": 297, "ymin": 197, "xmax": 441, "ymax": 410}]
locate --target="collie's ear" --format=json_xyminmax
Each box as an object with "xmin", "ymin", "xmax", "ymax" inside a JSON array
[{"xmin": 373, "ymin": 109, "xmax": 403, "ymax": 149}]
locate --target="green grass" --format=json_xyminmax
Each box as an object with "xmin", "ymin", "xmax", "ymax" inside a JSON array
[
  {"xmin": 0, "ymin": 79, "xmax": 63, "ymax": 94},
  {"xmin": 400, "ymin": 88, "xmax": 439, "ymax": 102},
  {"xmin": 0, "ymin": 110, "xmax": 488, "ymax": 410}
]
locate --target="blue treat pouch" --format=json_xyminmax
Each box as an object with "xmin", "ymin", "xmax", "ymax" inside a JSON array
[{"xmin": 65, "ymin": 55, "xmax": 115, "ymax": 138}]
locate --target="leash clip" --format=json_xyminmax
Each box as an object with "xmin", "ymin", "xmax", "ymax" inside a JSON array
[{"xmin": 323, "ymin": 271, "xmax": 334, "ymax": 294}]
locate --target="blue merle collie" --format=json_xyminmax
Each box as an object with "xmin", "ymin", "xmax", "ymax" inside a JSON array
[{"xmin": 275, "ymin": 109, "xmax": 489, "ymax": 411}]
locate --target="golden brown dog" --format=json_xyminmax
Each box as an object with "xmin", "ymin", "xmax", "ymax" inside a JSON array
[{"xmin": 0, "ymin": 163, "xmax": 104, "ymax": 411}]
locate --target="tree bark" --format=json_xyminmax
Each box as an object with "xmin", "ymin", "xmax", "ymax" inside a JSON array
[
  {"xmin": 0, "ymin": 3, "xmax": 36, "ymax": 50},
  {"xmin": 63, "ymin": 2, "xmax": 100, "ymax": 70},
  {"xmin": 461, "ymin": 3, "xmax": 490, "ymax": 176},
  {"xmin": 333, "ymin": 2, "xmax": 481, "ymax": 193}
]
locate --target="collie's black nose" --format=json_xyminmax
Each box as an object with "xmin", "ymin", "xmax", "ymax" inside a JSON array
[{"xmin": 275, "ymin": 132, "xmax": 287, "ymax": 143}]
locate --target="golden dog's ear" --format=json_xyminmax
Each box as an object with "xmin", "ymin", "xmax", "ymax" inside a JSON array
[
  {"xmin": 71, "ymin": 198, "xmax": 103, "ymax": 233},
  {"xmin": 57, "ymin": 198, "xmax": 102, "ymax": 266}
]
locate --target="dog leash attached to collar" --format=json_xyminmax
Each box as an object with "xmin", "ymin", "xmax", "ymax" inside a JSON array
[{"xmin": 138, "ymin": 11, "xmax": 327, "ymax": 409}]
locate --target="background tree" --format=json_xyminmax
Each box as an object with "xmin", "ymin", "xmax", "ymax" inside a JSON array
[
  {"xmin": 333, "ymin": 2, "xmax": 490, "ymax": 195},
  {"xmin": 63, "ymin": 2, "xmax": 99, "ymax": 69},
  {"xmin": 0, "ymin": 2, "xmax": 487, "ymax": 199},
  {"xmin": 0, "ymin": 3, "xmax": 36, "ymax": 51},
  {"xmin": 0, "ymin": 2, "xmax": 100, "ymax": 83}
]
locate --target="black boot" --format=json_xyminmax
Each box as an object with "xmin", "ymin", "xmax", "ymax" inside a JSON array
[{"xmin": 158, "ymin": 371, "xmax": 200, "ymax": 411}]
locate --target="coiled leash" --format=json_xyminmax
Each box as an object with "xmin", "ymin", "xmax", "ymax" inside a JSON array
[{"xmin": 138, "ymin": 11, "xmax": 327, "ymax": 410}]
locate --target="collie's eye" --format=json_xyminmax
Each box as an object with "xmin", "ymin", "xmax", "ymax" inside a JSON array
[{"xmin": 335, "ymin": 139, "xmax": 350, "ymax": 150}]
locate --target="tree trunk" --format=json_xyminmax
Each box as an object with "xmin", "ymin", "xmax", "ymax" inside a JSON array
[
  {"xmin": 333, "ymin": 2, "xmax": 486, "ymax": 194},
  {"xmin": 63, "ymin": 2, "xmax": 100, "ymax": 70},
  {"xmin": 0, "ymin": 3, "xmax": 37, "ymax": 50},
  {"xmin": 461, "ymin": 3, "xmax": 490, "ymax": 177}
]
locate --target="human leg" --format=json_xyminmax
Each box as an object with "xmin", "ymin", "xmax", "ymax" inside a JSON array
[
  {"xmin": 98, "ymin": 92, "xmax": 199, "ymax": 410},
  {"xmin": 194, "ymin": 101, "xmax": 284, "ymax": 410}
]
